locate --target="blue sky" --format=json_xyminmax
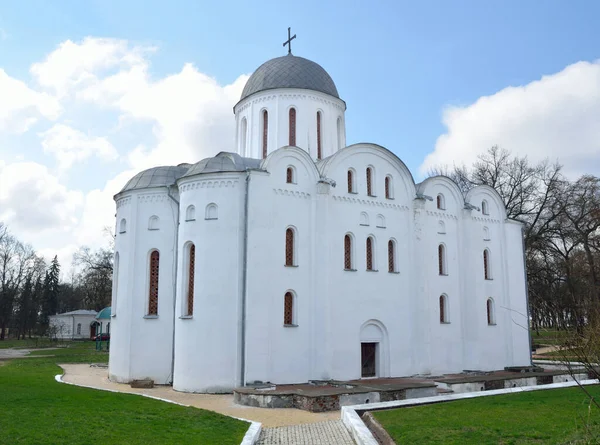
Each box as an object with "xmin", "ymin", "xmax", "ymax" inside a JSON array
[{"xmin": 0, "ymin": 0, "xmax": 598, "ymax": 262}]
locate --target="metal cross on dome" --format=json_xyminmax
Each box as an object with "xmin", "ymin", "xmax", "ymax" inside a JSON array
[{"xmin": 283, "ymin": 27, "xmax": 296, "ymax": 55}]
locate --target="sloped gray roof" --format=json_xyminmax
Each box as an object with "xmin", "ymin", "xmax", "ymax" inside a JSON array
[
  {"xmin": 120, "ymin": 164, "xmax": 191, "ymax": 193},
  {"xmin": 182, "ymin": 152, "xmax": 262, "ymax": 179},
  {"xmin": 240, "ymin": 54, "xmax": 339, "ymax": 101},
  {"xmin": 52, "ymin": 310, "xmax": 97, "ymax": 317}
]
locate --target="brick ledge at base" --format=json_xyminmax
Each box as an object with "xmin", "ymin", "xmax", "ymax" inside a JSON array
[
  {"xmin": 342, "ymin": 378, "xmax": 600, "ymax": 445},
  {"xmin": 54, "ymin": 373, "xmax": 262, "ymax": 445}
]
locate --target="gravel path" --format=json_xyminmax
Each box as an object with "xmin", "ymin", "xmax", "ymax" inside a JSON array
[{"xmin": 258, "ymin": 420, "xmax": 355, "ymax": 445}]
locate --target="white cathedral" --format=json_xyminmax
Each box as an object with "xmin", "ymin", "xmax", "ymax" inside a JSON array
[{"xmin": 109, "ymin": 40, "xmax": 531, "ymax": 393}]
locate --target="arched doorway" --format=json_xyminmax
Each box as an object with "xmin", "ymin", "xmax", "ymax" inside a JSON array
[
  {"xmin": 90, "ymin": 321, "xmax": 99, "ymax": 339},
  {"xmin": 359, "ymin": 320, "xmax": 389, "ymax": 378}
]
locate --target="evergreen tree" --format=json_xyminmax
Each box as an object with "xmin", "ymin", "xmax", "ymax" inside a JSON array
[{"xmin": 41, "ymin": 256, "xmax": 60, "ymax": 329}]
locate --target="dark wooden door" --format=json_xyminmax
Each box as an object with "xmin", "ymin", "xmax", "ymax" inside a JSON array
[
  {"xmin": 361, "ymin": 342, "xmax": 377, "ymax": 377},
  {"xmin": 90, "ymin": 323, "xmax": 96, "ymax": 339}
]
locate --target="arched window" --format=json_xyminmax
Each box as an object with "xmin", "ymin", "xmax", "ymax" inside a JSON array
[
  {"xmin": 119, "ymin": 218, "xmax": 126, "ymax": 234},
  {"xmin": 337, "ymin": 117, "xmax": 343, "ymax": 150},
  {"xmin": 437, "ymin": 194, "xmax": 445, "ymax": 210},
  {"xmin": 285, "ymin": 228, "xmax": 295, "ymax": 266},
  {"xmin": 388, "ymin": 239, "xmax": 396, "ymax": 273},
  {"xmin": 148, "ymin": 250, "xmax": 160, "ymax": 315},
  {"xmin": 77, "ymin": 323, "xmax": 81, "ymax": 335},
  {"xmin": 347, "ymin": 169, "xmax": 355, "ymax": 193},
  {"xmin": 385, "ymin": 176, "xmax": 393, "ymax": 199},
  {"xmin": 186, "ymin": 205, "xmax": 196, "ymax": 221},
  {"xmin": 286, "ymin": 166, "xmax": 295, "ymax": 184},
  {"xmin": 284, "ymin": 291, "xmax": 295, "ymax": 325},
  {"xmin": 205, "ymin": 203, "xmax": 218, "ymax": 220},
  {"xmin": 112, "ymin": 252, "xmax": 119, "ymax": 315},
  {"xmin": 484, "ymin": 249, "xmax": 491, "ymax": 279},
  {"xmin": 316, "ymin": 111, "xmax": 322, "ymax": 160},
  {"xmin": 240, "ymin": 117, "xmax": 247, "ymax": 154},
  {"xmin": 262, "ymin": 110, "xmax": 268, "ymax": 159},
  {"xmin": 366, "ymin": 236, "xmax": 375, "ymax": 271},
  {"xmin": 366, "ymin": 167, "xmax": 374, "ymax": 196},
  {"xmin": 360, "ymin": 212, "xmax": 369, "ymax": 226},
  {"xmin": 289, "ymin": 108, "xmax": 296, "ymax": 146},
  {"xmin": 482, "ymin": 200, "xmax": 489, "ymax": 215},
  {"xmin": 440, "ymin": 295, "xmax": 448, "ymax": 323},
  {"xmin": 148, "ymin": 215, "xmax": 159, "ymax": 230},
  {"xmin": 186, "ymin": 244, "xmax": 195, "ymax": 316},
  {"xmin": 376, "ymin": 214, "xmax": 386, "ymax": 228},
  {"xmin": 344, "ymin": 234, "xmax": 353, "ymax": 270},
  {"xmin": 483, "ymin": 226, "xmax": 490, "ymax": 240},
  {"xmin": 487, "ymin": 298, "xmax": 495, "ymax": 325},
  {"xmin": 438, "ymin": 244, "xmax": 447, "ymax": 275}
]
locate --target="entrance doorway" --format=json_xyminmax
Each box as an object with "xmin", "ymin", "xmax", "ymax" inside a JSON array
[
  {"xmin": 361, "ymin": 342, "xmax": 377, "ymax": 378},
  {"xmin": 90, "ymin": 322, "xmax": 98, "ymax": 339}
]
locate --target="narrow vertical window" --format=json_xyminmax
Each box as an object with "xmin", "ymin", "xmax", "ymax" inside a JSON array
[
  {"xmin": 289, "ymin": 108, "xmax": 296, "ymax": 146},
  {"xmin": 285, "ymin": 228, "xmax": 295, "ymax": 266},
  {"xmin": 286, "ymin": 167, "xmax": 294, "ymax": 184},
  {"xmin": 388, "ymin": 240, "xmax": 395, "ymax": 272},
  {"xmin": 284, "ymin": 292, "xmax": 294, "ymax": 325},
  {"xmin": 187, "ymin": 244, "xmax": 195, "ymax": 316},
  {"xmin": 385, "ymin": 176, "xmax": 392, "ymax": 199},
  {"xmin": 77, "ymin": 323, "xmax": 81, "ymax": 335},
  {"xmin": 316, "ymin": 111, "xmax": 322, "ymax": 160},
  {"xmin": 484, "ymin": 249, "xmax": 491, "ymax": 280},
  {"xmin": 240, "ymin": 118, "xmax": 247, "ymax": 154},
  {"xmin": 437, "ymin": 194, "xmax": 445, "ymax": 210},
  {"xmin": 440, "ymin": 295, "xmax": 447, "ymax": 323},
  {"xmin": 482, "ymin": 200, "xmax": 489, "ymax": 215},
  {"xmin": 366, "ymin": 168, "xmax": 373, "ymax": 196},
  {"xmin": 487, "ymin": 298, "xmax": 495, "ymax": 325},
  {"xmin": 366, "ymin": 237, "xmax": 373, "ymax": 270},
  {"xmin": 438, "ymin": 244, "xmax": 446, "ymax": 275},
  {"xmin": 344, "ymin": 234, "xmax": 353, "ymax": 270},
  {"xmin": 262, "ymin": 110, "xmax": 268, "ymax": 159},
  {"xmin": 347, "ymin": 170, "xmax": 354, "ymax": 193},
  {"xmin": 148, "ymin": 251, "xmax": 160, "ymax": 315}
]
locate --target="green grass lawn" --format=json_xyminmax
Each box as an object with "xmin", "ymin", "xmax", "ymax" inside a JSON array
[
  {"xmin": 0, "ymin": 342, "xmax": 249, "ymax": 444},
  {"xmin": 531, "ymin": 329, "xmax": 572, "ymax": 346},
  {"xmin": 373, "ymin": 386, "xmax": 600, "ymax": 444},
  {"xmin": 0, "ymin": 337, "xmax": 60, "ymax": 349}
]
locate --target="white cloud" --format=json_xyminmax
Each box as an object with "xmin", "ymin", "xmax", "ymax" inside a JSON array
[
  {"xmin": 0, "ymin": 161, "xmax": 83, "ymax": 232},
  {"xmin": 40, "ymin": 123, "xmax": 118, "ymax": 170},
  {"xmin": 30, "ymin": 37, "xmax": 153, "ymax": 98},
  {"xmin": 421, "ymin": 60, "xmax": 600, "ymax": 178},
  {"xmin": 0, "ymin": 69, "xmax": 61, "ymax": 133}
]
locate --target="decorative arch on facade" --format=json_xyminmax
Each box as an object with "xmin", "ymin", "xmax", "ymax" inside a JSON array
[
  {"xmin": 148, "ymin": 250, "xmax": 160, "ymax": 316},
  {"xmin": 417, "ymin": 176, "xmax": 466, "ymax": 215},
  {"xmin": 184, "ymin": 242, "xmax": 195, "ymax": 316},
  {"xmin": 440, "ymin": 294, "xmax": 449, "ymax": 323},
  {"xmin": 262, "ymin": 109, "xmax": 268, "ymax": 159},
  {"xmin": 376, "ymin": 214, "xmax": 386, "ymax": 228},
  {"xmin": 283, "ymin": 290, "xmax": 296, "ymax": 326},
  {"xmin": 483, "ymin": 226, "xmax": 490, "ymax": 240},
  {"xmin": 119, "ymin": 218, "xmax": 126, "ymax": 234},
  {"xmin": 359, "ymin": 319, "xmax": 390, "ymax": 378},
  {"xmin": 347, "ymin": 168, "xmax": 356, "ymax": 193},
  {"xmin": 438, "ymin": 243, "xmax": 447, "ymax": 275},
  {"xmin": 285, "ymin": 227, "xmax": 297, "ymax": 266},
  {"xmin": 465, "ymin": 185, "xmax": 507, "ymax": 221},
  {"xmin": 487, "ymin": 298, "xmax": 496, "ymax": 325},
  {"xmin": 240, "ymin": 117, "xmax": 248, "ymax": 154},
  {"xmin": 360, "ymin": 212, "xmax": 369, "ymax": 226},
  {"xmin": 438, "ymin": 220, "xmax": 446, "ymax": 234},
  {"xmin": 148, "ymin": 215, "xmax": 159, "ymax": 230},
  {"xmin": 186, "ymin": 205, "xmax": 196, "ymax": 221},
  {"xmin": 344, "ymin": 233, "xmax": 354, "ymax": 270},
  {"xmin": 261, "ymin": 146, "xmax": 320, "ymax": 184},
  {"xmin": 483, "ymin": 248, "xmax": 492, "ymax": 280},
  {"xmin": 205, "ymin": 203, "xmax": 218, "ymax": 220},
  {"xmin": 286, "ymin": 165, "xmax": 296, "ymax": 184},
  {"xmin": 288, "ymin": 107, "xmax": 297, "ymax": 146},
  {"xmin": 316, "ymin": 111, "xmax": 322, "ymax": 160},
  {"xmin": 366, "ymin": 236, "xmax": 376, "ymax": 271},
  {"xmin": 388, "ymin": 239, "xmax": 397, "ymax": 273},
  {"xmin": 385, "ymin": 175, "xmax": 393, "ymax": 199}
]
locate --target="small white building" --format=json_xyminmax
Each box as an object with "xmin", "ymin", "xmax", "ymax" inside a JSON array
[
  {"xmin": 109, "ymin": 48, "xmax": 532, "ymax": 391},
  {"xmin": 48, "ymin": 310, "xmax": 98, "ymax": 339}
]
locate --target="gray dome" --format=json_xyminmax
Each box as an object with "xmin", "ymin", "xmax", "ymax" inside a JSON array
[
  {"xmin": 240, "ymin": 55, "xmax": 339, "ymax": 101},
  {"xmin": 182, "ymin": 152, "xmax": 262, "ymax": 178},
  {"xmin": 120, "ymin": 165, "xmax": 191, "ymax": 193}
]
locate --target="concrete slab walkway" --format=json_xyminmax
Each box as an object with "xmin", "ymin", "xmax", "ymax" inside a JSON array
[
  {"xmin": 257, "ymin": 420, "xmax": 355, "ymax": 445},
  {"xmin": 60, "ymin": 364, "xmax": 340, "ymax": 428}
]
